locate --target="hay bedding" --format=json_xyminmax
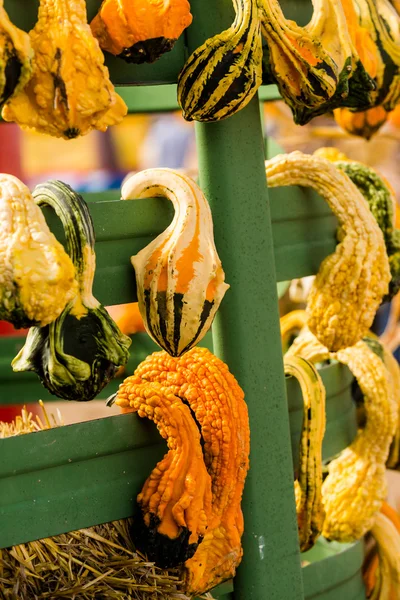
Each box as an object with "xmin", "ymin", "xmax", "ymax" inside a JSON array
[{"xmin": 0, "ymin": 406, "xmax": 215, "ymax": 600}]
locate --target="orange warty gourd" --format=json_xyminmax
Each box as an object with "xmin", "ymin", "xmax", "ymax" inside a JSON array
[{"xmin": 113, "ymin": 347, "xmax": 250, "ymax": 596}]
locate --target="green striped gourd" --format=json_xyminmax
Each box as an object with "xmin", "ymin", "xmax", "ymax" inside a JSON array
[
  {"xmin": 177, "ymin": 0, "xmax": 263, "ymax": 122},
  {"xmin": 258, "ymin": 0, "xmax": 375, "ymax": 124}
]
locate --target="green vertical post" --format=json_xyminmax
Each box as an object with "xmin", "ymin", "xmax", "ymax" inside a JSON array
[{"xmin": 185, "ymin": 2, "xmax": 304, "ymax": 598}]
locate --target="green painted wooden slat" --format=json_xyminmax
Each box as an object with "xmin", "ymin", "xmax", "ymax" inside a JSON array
[
  {"xmin": 0, "ymin": 330, "xmax": 213, "ymax": 404},
  {"xmin": 117, "ymin": 84, "xmax": 282, "ymax": 114},
  {"xmin": 302, "ymin": 539, "xmax": 366, "ymax": 599},
  {"xmin": 35, "ymin": 188, "xmax": 337, "ymax": 308}
]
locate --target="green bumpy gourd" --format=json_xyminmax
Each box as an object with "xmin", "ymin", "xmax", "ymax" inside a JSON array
[
  {"xmin": 335, "ymin": 161, "xmax": 400, "ymax": 299},
  {"xmin": 12, "ymin": 180, "xmax": 132, "ymax": 401}
]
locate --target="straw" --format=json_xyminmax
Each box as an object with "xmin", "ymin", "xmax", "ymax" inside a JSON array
[{"xmin": 0, "ymin": 404, "xmax": 216, "ymax": 599}]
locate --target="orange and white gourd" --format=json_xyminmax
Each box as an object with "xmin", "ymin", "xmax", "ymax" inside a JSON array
[{"xmin": 122, "ymin": 169, "xmax": 229, "ymax": 357}]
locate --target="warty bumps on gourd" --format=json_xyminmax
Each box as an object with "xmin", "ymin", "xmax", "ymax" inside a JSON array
[
  {"xmin": 315, "ymin": 147, "xmax": 400, "ymax": 299},
  {"xmin": 2, "ymin": 0, "xmax": 127, "ymax": 139},
  {"xmin": 265, "ymin": 152, "xmax": 390, "ymax": 351},
  {"xmin": 113, "ymin": 347, "xmax": 250, "ymax": 596},
  {"xmin": 0, "ymin": 174, "xmax": 76, "ymax": 328}
]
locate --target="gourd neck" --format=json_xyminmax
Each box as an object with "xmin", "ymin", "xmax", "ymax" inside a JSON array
[
  {"xmin": 232, "ymin": 0, "xmax": 259, "ymax": 35},
  {"xmin": 33, "ymin": 181, "xmax": 96, "ymax": 302},
  {"xmin": 37, "ymin": 0, "xmax": 88, "ymax": 26}
]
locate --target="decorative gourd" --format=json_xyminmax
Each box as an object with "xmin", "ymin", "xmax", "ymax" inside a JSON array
[
  {"xmin": 265, "ymin": 152, "xmax": 390, "ymax": 351},
  {"xmin": 177, "ymin": 0, "xmax": 263, "ymax": 122},
  {"xmin": 2, "ymin": 0, "xmax": 127, "ymax": 139},
  {"xmin": 287, "ymin": 329, "xmax": 397, "ymax": 542},
  {"xmin": 334, "ymin": 105, "xmax": 388, "ymax": 139},
  {"xmin": 352, "ymin": 0, "xmax": 400, "ymax": 112},
  {"xmin": 122, "ymin": 169, "xmax": 229, "ymax": 357},
  {"xmin": 288, "ymin": 276, "xmax": 315, "ymax": 305},
  {"xmin": 0, "ymin": 174, "xmax": 76, "ymax": 328},
  {"xmin": 91, "ymin": 0, "xmax": 193, "ymax": 64},
  {"xmin": 280, "ymin": 310, "xmax": 308, "ymax": 354},
  {"xmin": 284, "ymin": 355, "xmax": 326, "ymax": 552},
  {"xmin": 258, "ymin": 0, "xmax": 375, "ymax": 125},
  {"xmin": 0, "ymin": 1, "xmax": 32, "ymax": 107},
  {"xmin": 113, "ymin": 347, "xmax": 250, "ymax": 596},
  {"xmin": 383, "ymin": 345, "xmax": 400, "ymax": 469},
  {"xmin": 112, "ymin": 377, "xmax": 213, "ymax": 569},
  {"xmin": 315, "ymin": 148, "xmax": 400, "ymax": 298},
  {"xmin": 365, "ymin": 507, "xmax": 400, "ymax": 598},
  {"xmin": 12, "ymin": 181, "xmax": 131, "ymax": 401}
]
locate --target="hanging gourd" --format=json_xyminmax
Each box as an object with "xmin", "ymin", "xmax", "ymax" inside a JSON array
[
  {"xmin": 287, "ymin": 329, "xmax": 398, "ymax": 542},
  {"xmin": 257, "ymin": 0, "xmax": 375, "ymax": 125},
  {"xmin": 91, "ymin": 0, "xmax": 193, "ymax": 64},
  {"xmin": 1, "ymin": 0, "xmax": 127, "ymax": 139},
  {"xmin": 280, "ymin": 310, "xmax": 308, "ymax": 354},
  {"xmin": 122, "ymin": 169, "xmax": 229, "ymax": 357},
  {"xmin": 12, "ymin": 181, "xmax": 132, "ymax": 401},
  {"xmin": 265, "ymin": 152, "xmax": 390, "ymax": 351},
  {"xmin": 315, "ymin": 148, "xmax": 400, "ymax": 299},
  {"xmin": 333, "ymin": 105, "xmax": 389, "ymax": 139},
  {"xmin": 0, "ymin": 1, "xmax": 32, "ymax": 107},
  {"xmin": 284, "ymin": 355, "xmax": 326, "ymax": 552},
  {"xmin": 0, "ymin": 174, "xmax": 77, "ymax": 329},
  {"xmin": 177, "ymin": 0, "xmax": 263, "ymax": 122},
  {"xmin": 351, "ymin": 0, "xmax": 400, "ymax": 112},
  {"xmin": 112, "ymin": 346, "xmax": 250, "ymax": 596}
]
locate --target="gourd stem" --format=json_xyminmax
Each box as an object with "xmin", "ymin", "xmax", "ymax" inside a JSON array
[{"xmin": 33, "ymin": 181, "xmax": 95, "ymax": 291}]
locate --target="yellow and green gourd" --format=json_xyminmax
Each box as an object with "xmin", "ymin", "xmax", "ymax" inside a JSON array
[
  {"xmin": 258, "ymin": 0, "xmax": 375, "ymax": 125},
  {"xmin": 177, "ymin": 0, "xmax": 263, "ymax": 122},
  {"xmin": 0, "ymin": 174, "xmax": 76, "ymax": 328},
  {"xmin": 12, "ymin": 181, "xmax": 132, "ymax": 401}
]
